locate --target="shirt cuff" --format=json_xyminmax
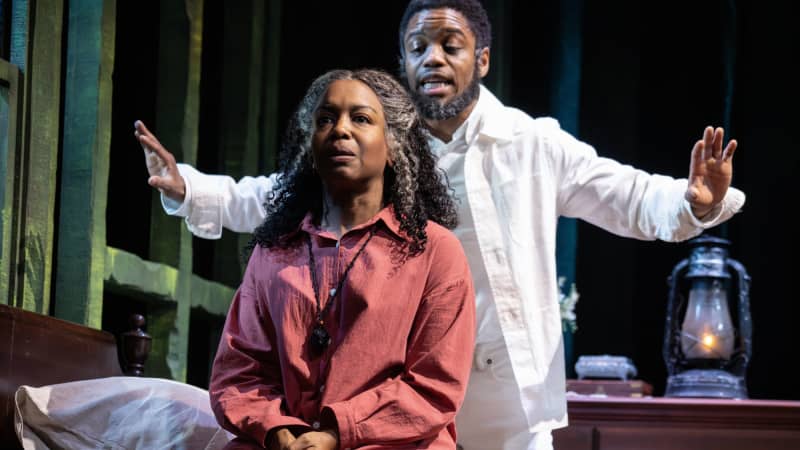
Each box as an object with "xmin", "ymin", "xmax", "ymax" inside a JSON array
[
  {"xmin": 321, "ymin": 402, "xmax": 356, "ymax": 450},
  {"xmin": 683, "ymin": 198, "xmax": 723, "ymax": 227},
  {"xmin": 175, "ymin": 163, "xmax": 224, "ymax": 239},
  {"xmin": 684, "ymin": 187, "xmax": 746, "ymax": 228},
  {"xmin": 160, "ymin": 170, "xmax": 192, "ymax": 217}
]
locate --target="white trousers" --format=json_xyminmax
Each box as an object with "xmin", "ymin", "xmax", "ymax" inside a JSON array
[{"xmin": 456, "ymin": 340, "xmax": 554, "ymax": 450}]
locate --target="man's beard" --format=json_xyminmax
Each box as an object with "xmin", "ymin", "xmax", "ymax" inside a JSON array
[{"xmin": 405, "ymin": 63, "xmax": 481, "ymax": 121}]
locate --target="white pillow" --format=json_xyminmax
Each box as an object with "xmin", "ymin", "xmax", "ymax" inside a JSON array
[{"xmin": 14, "ymin": 376, "xmax": 233, "ymax": 450}]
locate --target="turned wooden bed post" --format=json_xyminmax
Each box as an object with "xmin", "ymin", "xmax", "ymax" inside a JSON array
[{"xmin": 121, "ymin": 314, "xmax": 152, "ymax": 376}]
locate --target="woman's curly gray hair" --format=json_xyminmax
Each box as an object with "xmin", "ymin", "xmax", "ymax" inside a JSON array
[{"xmin": 249, "ymin": 68, "xmax": 457, "ymax": 256}]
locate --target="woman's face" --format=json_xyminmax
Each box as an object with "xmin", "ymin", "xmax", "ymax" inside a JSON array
[{"xmin": 311, "ymin": 79, "xmax": 390, "ymax": 192}]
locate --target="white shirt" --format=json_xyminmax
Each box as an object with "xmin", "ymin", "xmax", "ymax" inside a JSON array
[
  {"xmin": 432, "ymin": 117, "xmax": 503, "ymax": 347},
  {"xmin": 167, "ymin": 85, "xmax": 746, "ymax": 435}
]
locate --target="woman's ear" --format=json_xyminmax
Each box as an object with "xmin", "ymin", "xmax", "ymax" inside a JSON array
[{"xmin": 385, "ymin": 138, "xmax": 395, "ymax": 167}]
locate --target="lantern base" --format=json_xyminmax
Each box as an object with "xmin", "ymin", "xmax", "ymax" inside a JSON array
[{"xmin": 665, "ymin": 369, "xmax": 747, "ymax": 399}]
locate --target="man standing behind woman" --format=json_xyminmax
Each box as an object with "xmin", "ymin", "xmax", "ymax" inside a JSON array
[
  {"xmin": 137, "ymin": 1, "xmax": 745, "ymax": 448},
  {"xmin": 206, "ymin": 69, "xmax": 475, "ymax": 449}
]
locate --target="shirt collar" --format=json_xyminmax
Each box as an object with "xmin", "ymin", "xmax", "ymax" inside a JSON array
[
  {"xmin": 471, "ymin": 84, "xmax": 514, "ymax": 142},
  {"xmin": 299, "ymin": 205, "xmax": 407, "ymax": 242},
  {"xmin": 427, "ymin": 84, "xmax": 514, "ymax": 153}
]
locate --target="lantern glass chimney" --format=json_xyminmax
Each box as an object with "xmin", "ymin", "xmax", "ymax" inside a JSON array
[{"xmin": 680, "ymin": 278, "xmax": 735, "ymax": 360}]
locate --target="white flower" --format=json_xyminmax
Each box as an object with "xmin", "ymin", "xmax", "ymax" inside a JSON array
[{"xmin": 558, "ymin": 276, "xmax": 580, "ymax": 333}]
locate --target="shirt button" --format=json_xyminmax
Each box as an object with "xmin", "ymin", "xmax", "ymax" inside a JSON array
[
  {"xmin": 486, "ymin": 358, "xmax": 493, "ymax": 365},
  {"xmin": 320, "ymin": 384, "xmax": 325, "ymax": 393},
  {"xmin": 494, "ymin": 250, "xmax": 505, "ymax": 265},
  {"xmin": 312, "ymin": 421, "xmax": 320, "ymax": 430}
]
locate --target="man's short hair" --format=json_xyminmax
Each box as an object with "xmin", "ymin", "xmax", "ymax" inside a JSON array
[{"xmin": 398, "ymin": 0, "xmax": 492, "ymax": 57}]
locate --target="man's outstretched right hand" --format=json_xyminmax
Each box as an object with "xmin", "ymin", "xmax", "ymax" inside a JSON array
[{"xmin": 134, "ymin": 120, "xmax": 186, "ymax": 202}]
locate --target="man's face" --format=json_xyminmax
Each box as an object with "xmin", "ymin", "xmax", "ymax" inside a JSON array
[{"xmin": 402, "ymin": 8, "xmax": 489, "ymax": 121}]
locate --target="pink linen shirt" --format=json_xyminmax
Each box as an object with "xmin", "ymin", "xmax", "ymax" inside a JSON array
[{"xmin": 209, "ymin": 207, "xmax": 475, "ymax": 450}]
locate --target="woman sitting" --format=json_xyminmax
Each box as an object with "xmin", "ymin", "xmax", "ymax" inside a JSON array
[{"xmin": 209, "ymin": 68, "xmax": 475, "ymax": 450}]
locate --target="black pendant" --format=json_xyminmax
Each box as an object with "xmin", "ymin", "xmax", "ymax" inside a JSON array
[{"xmin": 309, "ymin": 324, "xmax": 331, "ymax": 356}]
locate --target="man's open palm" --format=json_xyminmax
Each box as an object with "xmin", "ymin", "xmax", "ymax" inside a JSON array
[
  {"xmin": 134, "ymin": 120, "xmax": 186, "ymax": 202},
  {"xmin": 686, "ymin": 126, "xmax": 737, "ymax": 218}
]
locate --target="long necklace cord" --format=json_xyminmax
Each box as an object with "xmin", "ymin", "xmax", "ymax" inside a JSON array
[{"xmin": 306, "ymin": 227, "xmax": 377, "ymax": 354}]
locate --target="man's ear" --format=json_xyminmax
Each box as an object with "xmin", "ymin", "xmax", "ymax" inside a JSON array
[{"xmin": 477, "ymin": 47, "xmax": 490, "ymax": 78}]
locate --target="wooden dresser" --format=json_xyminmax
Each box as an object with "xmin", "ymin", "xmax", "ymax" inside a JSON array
[{"xmin": 553, "ymin": 395, "xmax": 800, "ymax": 450}]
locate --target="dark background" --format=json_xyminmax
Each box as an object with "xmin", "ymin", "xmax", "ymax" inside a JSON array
[{"xmin": 106, "ymin": 0, "xmax": 799, "ymax": 399}]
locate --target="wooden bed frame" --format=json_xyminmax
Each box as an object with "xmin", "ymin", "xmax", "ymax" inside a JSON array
[{"xmin": 0, "ymin": 303, "xmax": 151, "ymax": 449}]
